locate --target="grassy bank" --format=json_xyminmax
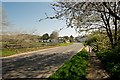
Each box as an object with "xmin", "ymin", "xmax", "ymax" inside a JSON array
[
  {"xmin": 49, "ymin": 48, "xmax": 89, "ymax": 80},
  {"xmin": 2, "ymin": 43, "xmax": 73, "ymax": 57}
]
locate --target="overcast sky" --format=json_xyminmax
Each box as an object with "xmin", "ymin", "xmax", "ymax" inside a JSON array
[{"xmin": 2, "ymin": 2, "xmax": 79, "ymax": 37}]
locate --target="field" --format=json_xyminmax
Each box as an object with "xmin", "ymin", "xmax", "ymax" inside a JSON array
[{"xmin": 1, "ymin": 34, "xmax": 72, "ymax": 57}]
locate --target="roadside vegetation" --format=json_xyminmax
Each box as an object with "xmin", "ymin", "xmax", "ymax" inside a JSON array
[
  {"xmin": 85, "ymin": 31, "xmax": 120, "ymax": 79},
  {"xmin": 96, "ymin": 44, "xmax": 120, "ymax": 79},
  {"xmin": 49, "ymin": 48, "xmax": 89, "ymax": 80},
  {"xmin": 1, "ymin": 34, "xmax": 74, "ymax": 57}
]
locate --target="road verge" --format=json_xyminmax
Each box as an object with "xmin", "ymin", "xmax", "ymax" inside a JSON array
[{"xmin": 49, "ymin": 48, "xmax": 89, "ymax": 79}]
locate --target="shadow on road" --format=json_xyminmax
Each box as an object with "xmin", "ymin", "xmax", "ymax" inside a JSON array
[{"xmin": 2, "ymin": 51, "xmax": 76, "ymax": 79}]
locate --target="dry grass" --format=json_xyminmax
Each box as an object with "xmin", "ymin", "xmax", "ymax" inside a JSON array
[{"xmin": 1, "ymin": 34, "xmax": 72, "ymax": 57}]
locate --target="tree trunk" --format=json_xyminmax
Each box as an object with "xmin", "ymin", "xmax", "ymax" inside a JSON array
[
  {"xmin": 101, "ymin": 13, "xmax": 114, "ymax": 48},
  {"xmin": 114, "ymin": 17, "xmax": 118, "ymax": 46},
  {"xmin": 106, "ymin": 18, "xmax": 114, "ymax": 48},
  {"xmin": 113, "ymin": 3, "xmax": 118, "ymax": 46}
]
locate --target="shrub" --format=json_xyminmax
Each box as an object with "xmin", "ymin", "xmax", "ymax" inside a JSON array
[{"xmin": 96, "ymin": 45, "xmax": 120, "ymax": 79}]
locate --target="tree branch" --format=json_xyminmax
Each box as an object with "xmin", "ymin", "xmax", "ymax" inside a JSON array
[{"xmin": 103, "ymin": 2, "xmax": 120, "ymax": 20}]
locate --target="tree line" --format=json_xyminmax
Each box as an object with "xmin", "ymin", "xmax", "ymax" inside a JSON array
[{"xmin": 40, "ymin": 31, "xmax": 74, "ymax": 43}]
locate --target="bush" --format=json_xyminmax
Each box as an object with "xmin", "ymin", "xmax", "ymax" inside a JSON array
[
  {"xmin": 96, "ymin": 45, "xmax": 120, "ymax": 79},
  {"xmin": 49, "ymin": 48, "xmax": 89, "ymax": 80}
]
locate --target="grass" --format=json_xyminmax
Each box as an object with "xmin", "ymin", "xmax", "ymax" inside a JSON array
[
  {"xmin": 58, "ymin": 43, "xmax": 73, "ymax": 46},
  {"xmin": 2, "ymin": 49, "xmax": 16, "ymax": 57},
  {"xmin": 49, "ymin": 48, "xmax": 89, "ymax": 80},
  {"xmin": 2, "ymin": 42, "xmax": 73, "ymax": 57}
]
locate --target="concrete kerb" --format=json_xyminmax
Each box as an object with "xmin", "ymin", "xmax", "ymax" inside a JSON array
[{"xmin": 78, "ymin": 46, "xmax": 84, "ymax": 53}]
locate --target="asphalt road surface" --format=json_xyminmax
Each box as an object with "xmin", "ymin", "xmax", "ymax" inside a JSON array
[{"xmin": 2, "ymin": 43, "xmax": 84, "ymax": 79}]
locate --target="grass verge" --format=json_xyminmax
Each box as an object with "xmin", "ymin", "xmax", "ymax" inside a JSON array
[
  {"xmin": 58, "ymin": 43, "xmax": 73, "ymax": 46},
  {"xmin": 49, "ymin": 48, "xmax": 89, "ymax": 80},
  {"xmin": 2, "ymin": 43, "xmax": 73, "ymax": 57}
]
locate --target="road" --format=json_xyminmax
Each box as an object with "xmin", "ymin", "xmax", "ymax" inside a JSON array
[{"xmin": 2, "ymin": 43, "xmax": 84, "ymax": 79}]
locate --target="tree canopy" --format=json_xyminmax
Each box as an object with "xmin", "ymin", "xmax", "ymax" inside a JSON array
[
  {"xmin": 41, "ymin": 33, "xmax": 49, "ymax": 41},
  {"xmin": 69, "ymin": 35, "xmax": 74, "ymax": 42},
  {"xmin": 50, "ymin": 31, "xmax": 59, "ymax": 39},
  {"xmin": 40, "ymin": 1, "xmax": 120, "ymax": 48}
]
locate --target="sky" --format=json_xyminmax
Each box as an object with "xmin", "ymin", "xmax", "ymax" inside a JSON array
[{"xmin": 2, "ymin": 2, "xmax": 79, "ymax": 37}]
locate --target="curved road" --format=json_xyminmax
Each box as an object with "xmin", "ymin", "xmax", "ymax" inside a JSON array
[{"xmin": 2, "ymin": 43, "xmax": 83, "ymax": 79}]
